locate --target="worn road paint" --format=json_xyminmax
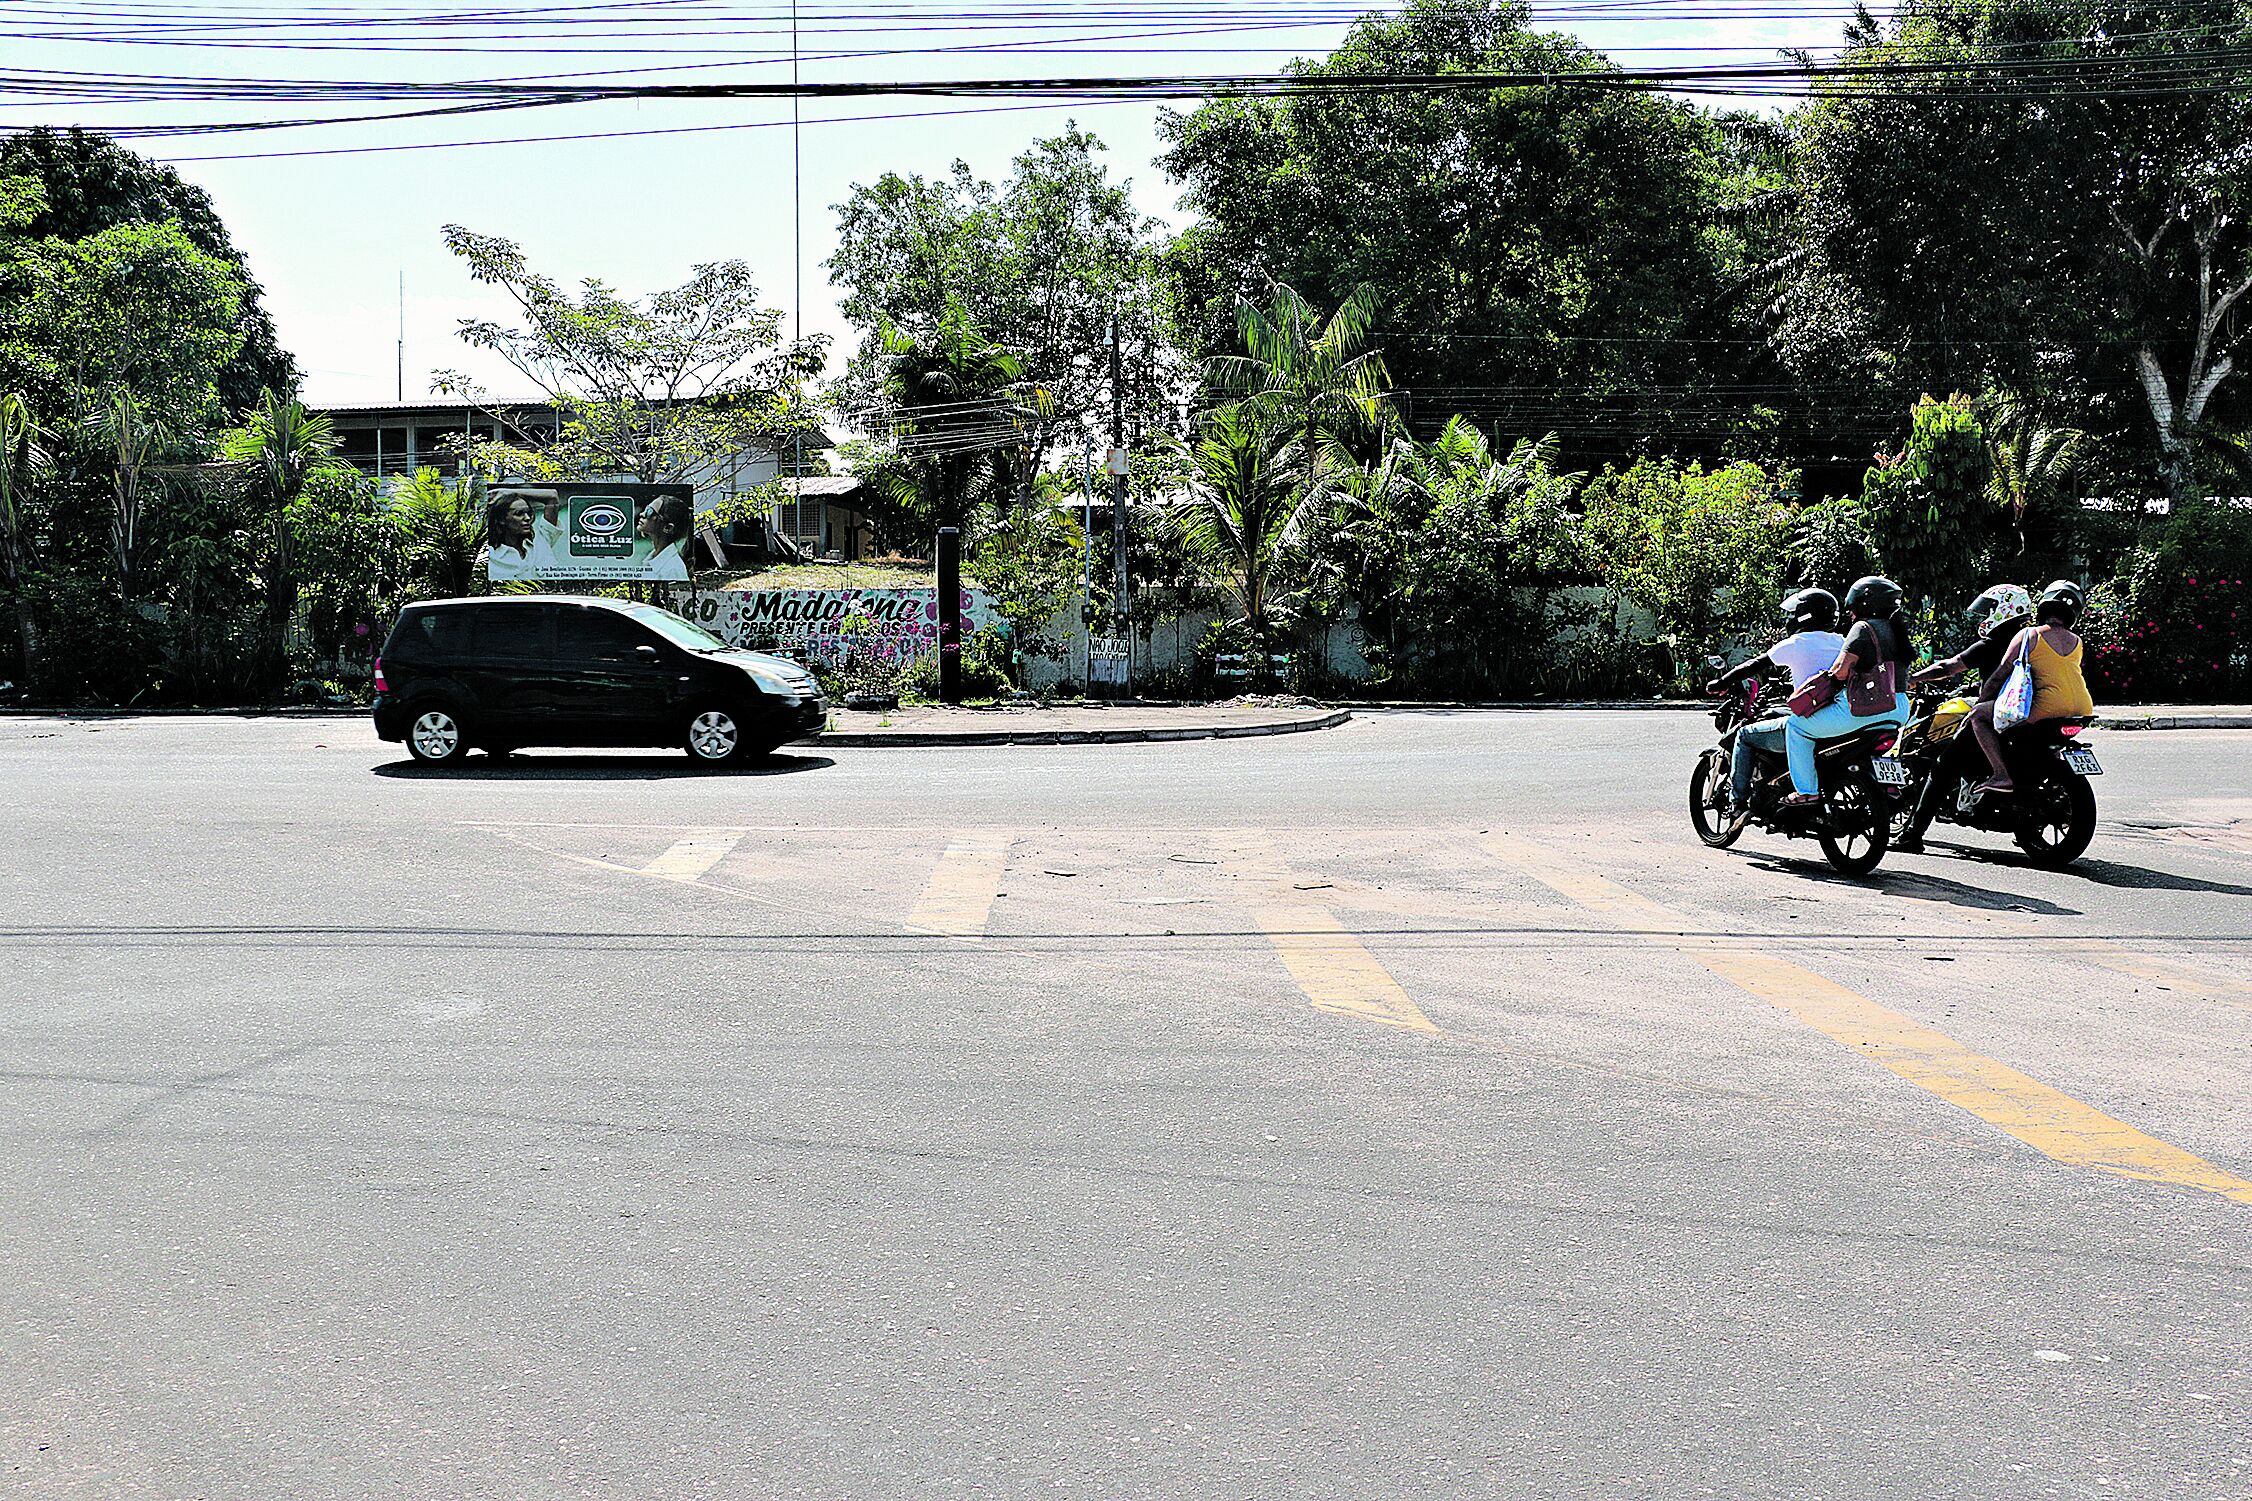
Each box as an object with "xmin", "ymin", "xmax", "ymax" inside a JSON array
[
  {"xmin": 908, "ymin": 831, "xmax": 1013, "ymax": 940},
  {"xmin": 1485, "ymin": 833, "xmax": 2252, "ymax": 1206},
  {"xmin": 1227, "ymin": 832, "xmax": 1439, "ymax": 1035},
  {"xmin": 640, "ymin": 832, "xmax": 746, "ymax": 883}
]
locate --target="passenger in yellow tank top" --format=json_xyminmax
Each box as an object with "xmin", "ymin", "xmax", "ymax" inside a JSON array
[{"xmin": 1967, "ymin": 579, "xmax": 2096, "ymax": 793}]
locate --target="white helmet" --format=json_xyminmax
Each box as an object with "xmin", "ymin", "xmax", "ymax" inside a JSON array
[{"xmin": 1966, "ymin": 584, "xmax": 2033, "ymax": 638}]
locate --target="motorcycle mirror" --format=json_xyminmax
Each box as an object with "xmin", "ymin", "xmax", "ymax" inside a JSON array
[{"xmin": 1706, "ymin": 654, "xmax": 1727, "ymax": 669}]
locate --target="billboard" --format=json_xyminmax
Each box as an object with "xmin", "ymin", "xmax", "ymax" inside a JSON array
[{"xmin": 484, "ymin": 483, "xmax": 695, "ymax": 582}]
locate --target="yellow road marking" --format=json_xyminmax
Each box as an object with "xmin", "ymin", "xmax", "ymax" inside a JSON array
[
  {"xmin": 1227, "ymin": 833, "xmax": 1439, "ymax": 1035},
  {"xmin": 639, "ymin": 832, "xmax": 746, "ymax": 883},
  {"xmin": 1485, "ymin": 833, "xmax": 2252, "ymax": 1206},
  {"xmin": 908, "ymin": 831, "xmax": 1013, "ymax": 940},
  {"xmin": 1879, "ymin": 885, "xmax": 2252, "ymax": 1015}
]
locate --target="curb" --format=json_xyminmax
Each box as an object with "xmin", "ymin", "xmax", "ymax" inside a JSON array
[
  {"xmin": 2095, "ymin": 714, "xmax": 2252, "ymax": 731},
  {"xmin": 819, "ymin": 709, "xmax": 1354, "ymax": 748}
]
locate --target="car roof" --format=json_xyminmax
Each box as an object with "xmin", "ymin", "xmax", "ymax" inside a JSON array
[{"xmin": 405, "ymin": 595, "xmax": 641, "ymax": 613}]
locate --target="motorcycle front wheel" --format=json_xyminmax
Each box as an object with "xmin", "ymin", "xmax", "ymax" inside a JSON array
[
  {"xmin": 1688, "ymin": 749, "xmax": 1741, "ymax": 848},
  {"xmin": 1819, "ymin": 774, "xmax": 1891, "ymax": 877},
  {"xmin": 2013, "ymin": 769, "xmax": 2097, "ymax": 867}
]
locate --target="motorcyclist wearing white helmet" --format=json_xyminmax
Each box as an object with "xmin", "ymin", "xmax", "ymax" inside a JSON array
[{"xmin": 1911, "ymin": 583, "xmax": 2033, "ymax": 692}]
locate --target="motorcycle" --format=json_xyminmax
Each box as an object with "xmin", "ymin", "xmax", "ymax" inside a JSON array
[
  {"xmin": 1887, "ymin": 684, "xmax": 2101, "ymax": 867},
  {"xmin": 1687, "ymin": 666, "xmax": 1908, "ymax": 876}
]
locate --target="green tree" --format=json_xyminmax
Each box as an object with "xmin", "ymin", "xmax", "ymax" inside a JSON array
[
  {"xmin": 853, "ymin": 300, "xmax": 1047, "ymax": 540},
  {"xmin": 1855, "ymin": 395, "xmax": 1997, "ymax": 613},
  {"xmin": 1583, "ymin": 456, "xmax": 1796, "ymax": 681},
  {"xmin": 829, "ymin": 127, "xmax": 1174, "ymax": 471},
  {"xmin": 0, "ymin": 128, "xmax": 297, "ymax": 413},
  {"xmin": 1159, "ymin": 0, "xmax": 1726, "ymax": 456},
  {"xmin": 436, "ymin": 225, "xmax": 824, "ymax": 484},
  {"xmin": 220, "ymin": 392, "xmax": 345, "ymax": 673},
  {"xmin": 1205, "ymin": 281, "xmax": 1393, "ymax": 486},
  {"xmin": 0, "ymin": 391, "xmax": 43, "ymax": 685},
  {"xmin": 390, "ymin": 467, "xmax": 484, "ymax": 601},
  {"xmin": 1181, "ymin": 407, "xmax": 1305, "ymax": 647},
  {"xmin": 1779, "ymin": 0, "xmax": 2252, "ymax": 511}
]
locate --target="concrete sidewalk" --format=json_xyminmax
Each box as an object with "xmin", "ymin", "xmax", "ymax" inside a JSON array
[
  {"xmin": 822, "ymin": 700, "xmax": 1351, "ymax": 747},
  {"xmin": 2094, "ymin": 705, "xmax": 2252, "ymax": 730}
]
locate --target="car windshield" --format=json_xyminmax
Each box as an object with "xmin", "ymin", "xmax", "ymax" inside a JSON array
[{"xmin": 625, "ymin": 605, "xmax": 728, "ymax": 653}]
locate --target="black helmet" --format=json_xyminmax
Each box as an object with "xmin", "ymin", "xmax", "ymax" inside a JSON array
[
  {"xmin": 1782, "ymin": 587, "xmax": 1839, "ymax": 631},
  {"xmin": 2036, "ymin": 578, "xmax": 2085, "ymax": 626},
  {"xmin": 1843, "ymin": 575, "xmax": 1903, "ymax": 619}
]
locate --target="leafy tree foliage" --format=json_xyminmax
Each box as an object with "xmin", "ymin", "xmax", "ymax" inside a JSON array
[
  {"xmin": 1779, "ymin": 0, "xmax": 2252, "ymax": 509},
  {"xmin": 1158, "ymin": 0, "xmax": 1728, "ymax": 456},
  {"xmin": 0, "ymin": 127, "xmax": 295, "ymax": 413},
  {"xmin": 437, "ymin": 225, "xmax": 825, "ymax": 484},
  {"xmin": 829, "ymin": 127, "xmax": 1174, "ymax": 470},
  {"xmin": 1854, "ymin": 394, "xmax": 1997, "ymax": 612}
]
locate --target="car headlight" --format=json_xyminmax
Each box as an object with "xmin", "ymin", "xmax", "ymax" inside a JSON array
[{"xmin": 744, "ymin": 663, "xmax": 816, "ymax": 699}]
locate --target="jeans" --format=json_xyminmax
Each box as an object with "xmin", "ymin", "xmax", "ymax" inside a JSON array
[
  {"xmin": 1732, "ymin": 716, "xmax": 1788, "ymax": 806},
  {"xmin": 1784, "ymin": 694, "xmax": 1908, "ymax": 796}
]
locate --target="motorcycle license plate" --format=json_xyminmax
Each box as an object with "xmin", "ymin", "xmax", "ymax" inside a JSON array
[
  {"xmin": 1871, "ymin": 757, "xmax": 1909, "ymax": 786},
  {"xmin": 2063, "ymin": 748, "xmax": 2103, "ymax": 776}
]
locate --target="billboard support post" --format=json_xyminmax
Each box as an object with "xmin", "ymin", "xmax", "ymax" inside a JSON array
[{"xmin": 937, "ymin": 526, "xmax": 962, "ymax": 705}]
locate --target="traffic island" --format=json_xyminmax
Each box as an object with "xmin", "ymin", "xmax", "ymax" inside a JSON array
[{"xmin": 819, "ymin": 701, "xmax": 1353, "ymax": 747}]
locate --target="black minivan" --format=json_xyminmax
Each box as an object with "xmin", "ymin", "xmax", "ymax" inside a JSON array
[{"xmin": 374, "ymin": 597, "xmax": 825, "ymax": 765}]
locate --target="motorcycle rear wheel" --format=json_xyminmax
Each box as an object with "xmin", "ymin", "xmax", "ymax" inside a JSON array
[
  {"xmin": 1818, "ymin": 775, "xmax": 1891, "ymax": 877},
  {"xmin": 1688, "ymin": 749, "xmax": 1741, "ymax": 848},
  {"xmin": 2013, "ymin": 769, "xmax": 2097, "ymax": 867}
]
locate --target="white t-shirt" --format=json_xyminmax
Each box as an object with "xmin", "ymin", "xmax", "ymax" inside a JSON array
[{"xmin": 1768, "ymin": 630, "xmax": 1846, "ymax": 690}]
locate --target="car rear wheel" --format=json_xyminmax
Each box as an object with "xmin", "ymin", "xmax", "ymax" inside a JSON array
[
  {"xmin": 406, "ymin": 705, "xmax": 470, "ymax": 765},
  {"xmin": 684, "ymin": 705, "xmax": 756, "ymax": 766}
]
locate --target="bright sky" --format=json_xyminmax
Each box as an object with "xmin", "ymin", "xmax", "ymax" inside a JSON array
[{"xmin": 3, "ymin": 1, "xmax": 1840, "ymax": 407}]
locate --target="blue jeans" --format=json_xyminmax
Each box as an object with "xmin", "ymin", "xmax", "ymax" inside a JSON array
[
  {"xmin": 1785, "ymin": 694, "xmax": 1908, "ymax": 795},
  {"xmin": 1732, "ymin": 716, "xmax": 1787, "ymax": 806}
]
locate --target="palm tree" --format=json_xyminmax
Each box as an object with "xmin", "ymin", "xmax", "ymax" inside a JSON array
[
  {"xmin": 1204, "ymin": 280, "xmax": 1393, "ymax": 493},
  {"xmin": 1978, "ymin": 392, "xmax": 2085, "ymax": 555},
  {"xmin": 87, "ymin": 389, "xmax": 166, "ymax": 599},
  {"xmin": 220, "ymin": 392, "xmax": 342, "ymax": 670},
  {"xmin": 390, "ymin": 467, "xmax": 485, "ymax": 601},
  {"xmin": 866, "ymin": 299, "xmax": 1048, "ymax": 538},
  {"xmin": 0, "ymin": 392, "xmax": 45, "ymax": 687},
  {"xmin": 1182, "ymin": 406, "xmax": 1306, "ymax": 650}
]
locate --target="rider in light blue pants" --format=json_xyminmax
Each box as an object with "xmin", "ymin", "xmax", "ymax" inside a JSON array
[{"xmin": 1784, "ymin": 694, "xmax": 1907, "ymax": 795}]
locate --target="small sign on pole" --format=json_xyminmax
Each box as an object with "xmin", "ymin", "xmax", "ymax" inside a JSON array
[{"xmin": 1102, "ymin": 447, "xmax": 1129, "ymax": 478}]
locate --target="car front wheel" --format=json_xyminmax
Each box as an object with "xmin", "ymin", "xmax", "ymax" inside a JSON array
[
  {"xmin": 684, "ymin": 705, "xmax": 757, "ymax": 766},
  {"xmin": 406, "ymin": 705, "xmax": 470, "ymax": 764}
]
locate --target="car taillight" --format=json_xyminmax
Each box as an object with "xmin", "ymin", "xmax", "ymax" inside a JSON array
[
  {"xmin": 2059, "ymin": 723, "xmax": 2081, "ymax": 737},
  {"xmin": 373, "ymin": 656, "xmax": 388, "ymax": 694}
]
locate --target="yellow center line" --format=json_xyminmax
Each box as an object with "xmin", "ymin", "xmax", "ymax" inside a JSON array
[
  {"xmin": 639, "ymin": 831, "xmax": 746, "ymax": 883},
  {"xmin": 1226, "ymin": 832, "xmax": 1439, "ymax": 1035},
  {"xmin": 907, "ymin": 831, "xmax": 1013, "ymax": 941},
  {"xmin": 1484, "ymin": 833, "xmax": 2252, "ymax": 1206}
]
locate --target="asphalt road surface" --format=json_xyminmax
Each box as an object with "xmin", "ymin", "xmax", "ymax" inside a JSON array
[{"xmin": 2, "ymin": 711, "xmax": 2248, "ymax": 1500}]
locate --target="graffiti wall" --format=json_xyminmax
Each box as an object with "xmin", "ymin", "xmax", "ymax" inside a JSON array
[{"xmin": 670, "ymin": 587, "xmax": 998, "ymax": 666}]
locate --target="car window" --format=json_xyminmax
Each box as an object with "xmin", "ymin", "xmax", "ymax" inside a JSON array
[
  {"xmin": 473, "ymin": 605, "xmax": 550, "ymax": 661},
  {"xmin": 624, "ymin": 604, "xmax": 727, "ymax": 653},
  {"xmin": 395, "ymin": 608, "xmax": 471, "ymax": 658},
  {"xmin": 554, "ymin": 606, "xmax": 649, "ymax": 659}
]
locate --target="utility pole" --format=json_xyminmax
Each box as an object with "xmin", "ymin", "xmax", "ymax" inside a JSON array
[
  {"xmin": 1107, "ymin": 317, "xmax": 1131, "ymax": 697},
  {"xmin": 936, "ymin": 526, "xmax": 962, "ymax": 705},
  {"xmin": 395, "ymin": 270, "xmax": 404, "ymax": 402}
]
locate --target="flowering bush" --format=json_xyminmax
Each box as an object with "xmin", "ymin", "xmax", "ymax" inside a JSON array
[{"xmin": 2084, "ymin": 507, "xmax": 2252, "ymax": 701}]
